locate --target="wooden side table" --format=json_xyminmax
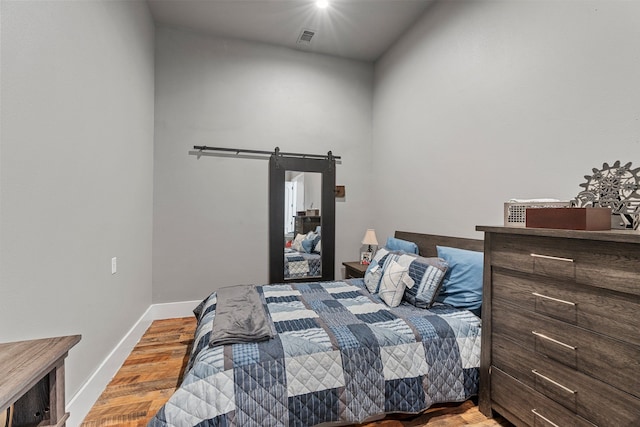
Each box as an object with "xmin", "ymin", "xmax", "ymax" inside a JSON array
[
  {"xmin": 342, "ymin": 261, "xmax": 368, "ymax": 279},
  {"xmin": 0, "ymin": 335, "xmax": 81, "ymax": 427}
]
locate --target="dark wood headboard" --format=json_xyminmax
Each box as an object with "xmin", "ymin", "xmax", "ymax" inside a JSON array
[{"xmin": 394, "ymin": 231, "xmax": 484, "ymax": 257}]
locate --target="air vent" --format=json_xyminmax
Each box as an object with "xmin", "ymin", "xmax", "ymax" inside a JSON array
[{"xmin": 297, "ymin": 29, "xmax": 316, "ymax": 45}]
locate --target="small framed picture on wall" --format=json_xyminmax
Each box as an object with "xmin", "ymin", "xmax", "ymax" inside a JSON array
[{"xmin": 360, "ymin": 251, "xmax": 372, "ymax": 265}]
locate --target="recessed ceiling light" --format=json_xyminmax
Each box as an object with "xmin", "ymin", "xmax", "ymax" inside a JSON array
[{"xmin": 316, "ymin": 0, "xmax": 329, "ymax": 9}]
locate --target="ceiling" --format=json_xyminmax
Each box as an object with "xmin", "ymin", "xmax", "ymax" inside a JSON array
[{"xmin": 147, "ymin": 0, "xmax": 434, "ymax": 62}]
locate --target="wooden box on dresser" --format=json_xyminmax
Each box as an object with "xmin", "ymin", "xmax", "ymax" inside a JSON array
[{"xmin": 476, "ymin": 226, "xmax": 640, "ymax": 427}]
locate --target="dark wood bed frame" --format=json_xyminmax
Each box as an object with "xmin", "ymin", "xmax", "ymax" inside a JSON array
[{"xmin": 394, "ymin": 230, "xmax": 484, "ymax": 257}]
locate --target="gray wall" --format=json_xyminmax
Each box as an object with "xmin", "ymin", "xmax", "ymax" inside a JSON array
[
  {"xmin": 0, "ymin": 0, "xmax": 154, "ymax": 397},
  {"xmin": 372, "ymin": 0, "xmax": 640, "ymax": 241},
  {"xmin": 303, "ymin": 172, "xmax": 322, "ymax": 213},
  {"xmin": 153, "ymin": 27, "xmax": 373, "ymax": 303}
]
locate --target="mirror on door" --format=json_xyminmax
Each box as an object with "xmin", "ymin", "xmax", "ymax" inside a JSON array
[
  {"xmin": 284, "ymin": 171, "xmax": 322, "ymax": 280},
  {"xmin": 269, "ymin": 154, "xmax": 335, "ymax": 284}
]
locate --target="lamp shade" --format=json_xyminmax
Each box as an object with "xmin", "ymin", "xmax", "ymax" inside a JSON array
[{"xmin": 361, "ymin": 229, "xmax": 378, "ymax": 246}]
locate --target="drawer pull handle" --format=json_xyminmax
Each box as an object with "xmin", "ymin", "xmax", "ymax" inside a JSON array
[
  {"xmin": 531, "ymin": 409, "xmax": 561, "ymax": 427},
  {"xmin": 532, "ymin": 331, "xmax": 577, "ymax": 350},
  {"xmin": 531, "ymin": 369, "xmax": 577, "ymax": 394},
  {"xmin": 531, "ymin": 292, "xmax": 576, "ymax": 306},
  {"xmin": 530, "ymin": 253, "xmax": 574, "ymax": 263}
]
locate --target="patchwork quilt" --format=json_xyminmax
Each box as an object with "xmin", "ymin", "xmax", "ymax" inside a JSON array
[
  {"xmin": 148, "ymin": 279, "xmax": 481, "ymax": 427},
  {"xmin": 284, "ymin": 248, "xmax": 322, "ymax": 278}
]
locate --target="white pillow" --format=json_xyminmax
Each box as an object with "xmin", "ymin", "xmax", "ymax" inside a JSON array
[
  {"xmin": 291, "ymin": 233, "xmax": 306, "ymax": 252},
  {"xmin": 378, "ymin": 260, "xmax": 414, "ymax": 307},
  {"xmin": 314, "ymin": 239, "xmax": 321, "ymax": 253}
]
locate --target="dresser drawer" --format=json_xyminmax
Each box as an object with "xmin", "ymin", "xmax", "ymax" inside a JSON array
[
  {"xmin": 492, "ymin": 300, "xmax": 640, "ymax": 398},
  {"xmin": 492, "ymin": 269, "xmax": 640, "ymax": 346},
  {"xmin": 491, "ymin": 367, "xmax": 595, "ymax": 427},
  {"xmin": 492, "ymin": 334, "xmax": 640, "ymax": 426},
  {"xmin": 490, "ymin": 233, "xmax": 640, "ymax": 296}
]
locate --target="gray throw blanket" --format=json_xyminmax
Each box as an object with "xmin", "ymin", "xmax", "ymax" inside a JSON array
[{"xmin": 209, "ymin": 284, "xmax": 274, "ymax": 347}]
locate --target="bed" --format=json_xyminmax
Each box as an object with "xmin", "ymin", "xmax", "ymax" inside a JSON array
[
  {"xmin": 148, "ymin": 231, "xmax": 484, "ymax": 427},
  {"xmin": 284, "ymin": 248, "xmax": 322, "ymax": 279}
]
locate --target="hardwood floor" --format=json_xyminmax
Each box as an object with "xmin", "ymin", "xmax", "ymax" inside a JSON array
[
  {"xmin": 81, "ymin": 317, "xmax": 195, "ymax": 427},
  {"xmin": 81, "ymin": 317, "xmax": 512, "ymax": 427}
]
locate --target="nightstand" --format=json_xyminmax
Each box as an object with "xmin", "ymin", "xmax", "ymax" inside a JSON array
[
  {"xmin": 0, "ymin": 335, "xmax": 81, "ymax": 427},
  {"xmin": 342, "ymin": 261, "xmax": 368, "ymax": 279}
]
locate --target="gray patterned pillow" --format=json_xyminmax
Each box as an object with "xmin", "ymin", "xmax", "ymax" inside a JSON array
[
  {"xmin": 402, "ymin": 255, "xmax": 449, "ymax": 308},
  {"xmin": 363, "ymin": 248, "xmax": 390, "ymax": 293},
  {"xmin": 363, "ymin": 248, "xmax": 404, "ymax": 293}
]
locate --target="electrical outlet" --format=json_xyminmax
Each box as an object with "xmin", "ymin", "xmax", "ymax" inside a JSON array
[{"xmin": 111, "ymin": 257, "xmax": 117, "ymax": 274}]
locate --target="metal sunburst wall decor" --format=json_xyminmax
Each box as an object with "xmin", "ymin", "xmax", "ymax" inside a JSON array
[{"xmin": 574, "ymin": 161, "xmax": 640, "ymax": 229}]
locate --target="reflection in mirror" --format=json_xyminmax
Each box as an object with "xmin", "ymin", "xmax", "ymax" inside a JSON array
[{"xmin": 284, "ymin": 172, "xmax": 322, "ymax": 280}]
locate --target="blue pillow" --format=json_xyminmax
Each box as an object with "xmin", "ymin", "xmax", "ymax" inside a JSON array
[
  {"xmin": 385, "ymin": 237, "xmax": 419, "ymax": 254},
  {"xmin": 435, "ymin": 246, "xmax": 483, "ymax": 312},
  {"xmin": 301, "ymin": 238, "xmax": 315, "ymax": 253},
  {"xmin": 312, "ymin": 235, "xmax": 321, "ymax": 253}
]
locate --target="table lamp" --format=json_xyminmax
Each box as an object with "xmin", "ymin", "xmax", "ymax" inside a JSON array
[{"xmin": 361, "ymin": 229, "xmax": 378, "ymax": 253}]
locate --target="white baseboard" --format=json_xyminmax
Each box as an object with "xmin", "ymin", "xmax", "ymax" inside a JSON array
[
  {"xmin": 66, "ymin": 300, "xmax": 200, "ymax": 427},
  {"xmin": 149, "ymin": 299, "xmax": 200, "ymax": 320}
]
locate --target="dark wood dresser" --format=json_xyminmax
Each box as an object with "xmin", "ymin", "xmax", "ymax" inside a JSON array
[
  {"xmin": 476, "ymin": 226, "xmax": 640, "ymax": 427},
  {"xmin": 294, "ymin": 215, "xmax": 321, "ymax": 235}
]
